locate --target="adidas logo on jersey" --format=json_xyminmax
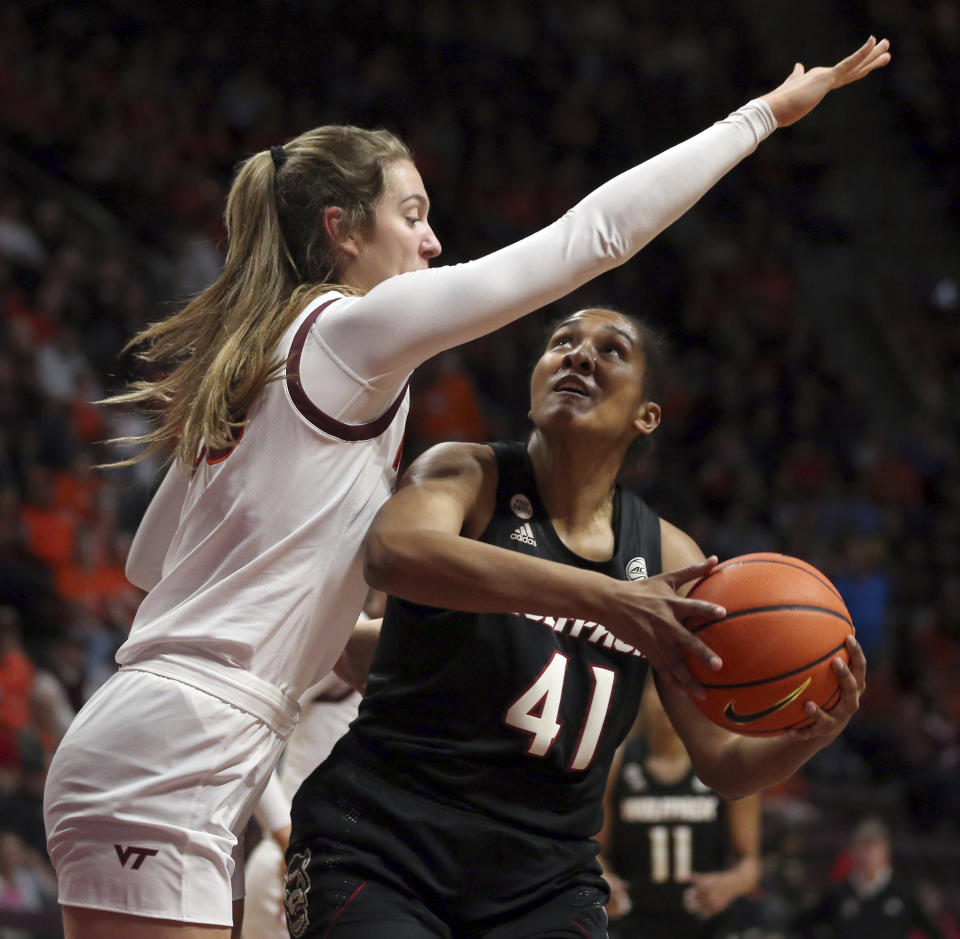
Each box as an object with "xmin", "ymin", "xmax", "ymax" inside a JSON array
[{"xmin": 510, "ymin": 522, "xmax": 537, "ymax": 546}]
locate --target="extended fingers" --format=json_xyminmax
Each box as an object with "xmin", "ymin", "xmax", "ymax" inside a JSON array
[
  {"xmin": 835, "ymin": 35, "xmax": 879, "ymax": 71},
  {"xmin": 662, "ymin": 555, "xmax": 719, "ymax": 591},
  {"xmin": 676, "ymin": 623, "xmax": 723, "ymax": 672},
  {"xmin": 825, "ymin": 636, "xmax": 865, "ymax": 702},
  {"xmin": 841, "ymin": 634, "xmax": 867, "ymax": 693},
  {"xmin": 835, "ymin": 36, "xmax": 891, "ymax": 85},
  {"xmin": 790, "ymin": 643, "xmax": 862, "ymax": 738},
  {"xmin": 657, "ymin": 654, "xmax": 708, "ymax": 701}
]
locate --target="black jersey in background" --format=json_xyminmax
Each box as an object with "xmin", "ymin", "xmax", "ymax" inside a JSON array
[{"xmin": 607, "ymin": 736, "xmax": 732, "ymax": 939}]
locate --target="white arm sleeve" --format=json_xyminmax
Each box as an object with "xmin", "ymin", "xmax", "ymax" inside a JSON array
[
  {"xmin": 302, "ymin": 100, "xmax": 776, "ymax": 420},
  {"xmin": 125, "ymin": 463, "xmax": 190, "ymax": 591}
]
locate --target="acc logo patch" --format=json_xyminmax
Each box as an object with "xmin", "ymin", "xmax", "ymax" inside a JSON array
[
  {"xmin": 626, "ymin": 557, "xmax": 648, "ymax": 581},
  {"xmin": 510, "ymin": 494, "xmax": 533, "ymax": 519}
]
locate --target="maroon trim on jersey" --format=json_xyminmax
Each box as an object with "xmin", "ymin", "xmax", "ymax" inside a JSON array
[
  {"xmin": 392, "ymin": 433, "xmax": 405, "ymax": 471},
  {"xmin": 286, "ymin": 297, "xmax": 409, "ymax": 441},
  {"xmin": 206, "ymin": 421, "xmax": 246, "ymax": 464}
]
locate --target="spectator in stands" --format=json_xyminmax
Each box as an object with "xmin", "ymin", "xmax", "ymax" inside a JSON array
[{"xmin": 790, "ymin": 817, "xmax": 945, "ymax": 939}]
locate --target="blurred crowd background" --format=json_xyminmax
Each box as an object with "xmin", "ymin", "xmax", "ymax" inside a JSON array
[{"xmin": 0, "ymin": 0, "xmax": 957, "ymax": 936}]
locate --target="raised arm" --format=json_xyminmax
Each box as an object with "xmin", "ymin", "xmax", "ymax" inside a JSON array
[
  {"xmin": 317, "ymin": 38, "xmax": 890, "ymax": 390},
  {"xmin": 363, "ymin": 442, "xmax": 727, "ymax": 695},
  {"xmin": 654, "ymin": 521, "xmax": 866, "ymax": 800}
]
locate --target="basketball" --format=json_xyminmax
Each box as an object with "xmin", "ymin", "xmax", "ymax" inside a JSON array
[{"xmin": 683, "ymin": 553, "xmax": 854, "ymax": 736}]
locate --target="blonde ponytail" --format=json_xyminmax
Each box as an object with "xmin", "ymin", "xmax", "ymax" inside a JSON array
[{"xmin": 101, "ymin": 125, "xmax": 411, "ymax": 469}]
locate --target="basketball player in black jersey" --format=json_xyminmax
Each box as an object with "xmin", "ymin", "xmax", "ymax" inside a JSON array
[
  {"xmin": 600, "ymin": 681, "xmax": 761, "ymax": 939},
  {"xmin": 286, "ymin": 308, "xmax": 865, "ymax": 938}
]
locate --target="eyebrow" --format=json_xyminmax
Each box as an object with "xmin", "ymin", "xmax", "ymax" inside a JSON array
[
  {"xmin": 554, "ymin": 318, "xmax": 636, "ymax": 346},
  {"xmin": 399, "ymin": 194, "xmax": 429, "ymax": 211}
]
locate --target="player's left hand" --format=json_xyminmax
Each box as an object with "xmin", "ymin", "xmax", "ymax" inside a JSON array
[
  {"xmin": 760, "ymin": 36, "xmax": 891, "ymax": 127},
  {"xmin": 788, "ymin": 634, "xmax": 865, "ymax": 742},
  {"xmin": 683, "ymin": 871, "xmax": 739, "ymax": 919},
  {"xmin": 603, "ymin": 870, "xmax": 633, "ymax": 919}
]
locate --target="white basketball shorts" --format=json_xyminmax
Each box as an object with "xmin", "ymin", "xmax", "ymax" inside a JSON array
[{"xmin": 44, "ymin": 657, "xmax": 298, "ymax": 927}]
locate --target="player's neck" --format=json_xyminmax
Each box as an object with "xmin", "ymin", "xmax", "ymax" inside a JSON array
[{"xmin": 526, "ymin": 433, "xmax": 621, "ymax": 530}]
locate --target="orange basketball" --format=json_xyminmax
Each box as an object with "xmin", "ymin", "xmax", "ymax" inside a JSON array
[{"xmin": 683, "ymin": 553, "xmax": 854, "ymax": 736}]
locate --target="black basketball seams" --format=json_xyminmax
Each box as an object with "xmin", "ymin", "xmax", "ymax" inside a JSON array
[
  {"xmin": 697, "ymin": 640, "xmax": 849, "ymax": 689},
  {"xmin": 715, "ymin": 556, "xmax": 843, "ymax": 602},
  {"xmin": 691, "ymin": 604, "xmax": 853, "ymax": 635}
]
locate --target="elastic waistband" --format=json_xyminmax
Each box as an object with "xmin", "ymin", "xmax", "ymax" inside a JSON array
[{"xmin": 120, "ymin": 653, "xmax": 301, "ymax": 738}]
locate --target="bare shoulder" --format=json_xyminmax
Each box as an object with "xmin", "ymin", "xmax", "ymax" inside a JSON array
[
  {"xmin": 658, "ymin": 516, "xmax": 708, "ymax": 570},
  {"xmin": 399, "ymin": 441, "xmax": 498, "ymax": 537},
  {"xmin": 400, "ymin": 441, "xmax": 497, "ymax": 488}
]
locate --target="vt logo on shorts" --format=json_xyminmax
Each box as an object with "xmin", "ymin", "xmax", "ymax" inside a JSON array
[{"xmin": 114, "ymin": 844, "xmax": 159, "ymax": 869}]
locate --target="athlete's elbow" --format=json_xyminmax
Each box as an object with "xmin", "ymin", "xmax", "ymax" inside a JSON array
[
  {"xmin": 363, "ymin": 528, "xmax": 409, "ymax": 594},
  {"xmin": 688, "ymin": 758, "xmax": 754, "ymax": 802}
]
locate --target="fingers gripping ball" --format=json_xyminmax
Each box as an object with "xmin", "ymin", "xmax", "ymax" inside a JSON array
[{"xmin": 683, "ymin": 553, "xmax": 854, "ymax": 736}]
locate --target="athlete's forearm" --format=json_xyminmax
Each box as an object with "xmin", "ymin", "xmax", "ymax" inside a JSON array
[
  {"xmin": 364, "ymin": 527, "xmax": 623, "ymax": 627},
  {"xmin": 321, "ymin": 102, "xmax": 776, "ymax": 382},
  {"xmin": 687, "ymin": 711, "xmax": 828, "ymax": 800},
  {"xmin": 660, "ymin": 677, "xmax": 837, "ymax": 799}
]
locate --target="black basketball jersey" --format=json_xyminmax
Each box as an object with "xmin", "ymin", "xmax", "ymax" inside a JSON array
[
  {"xmin": 608, "ymin": 736, "xmax": 729, "ymax": 917},
  {"xmin": 335, "ymin": 441, "xmax": 661, "ymax": 840}
]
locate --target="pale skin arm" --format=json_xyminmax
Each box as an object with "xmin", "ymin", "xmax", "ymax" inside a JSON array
[
  {"xmin": 322, "ymin": 39, "xmax": 890, "ymax": 388},
  {"xmin": 363, "ymin": 442, "xmax": 729, "ymax": 696},
  {"xmin": 759, "ymin": 36, "xmax": 891, "ymax": 127},
  {"xmin": 655, "ymin": 522, "xmax": 866, "ymax": 800},
  {"xmin": 683, "ymin": 794, "xmax": 761, "ymax": 919}
]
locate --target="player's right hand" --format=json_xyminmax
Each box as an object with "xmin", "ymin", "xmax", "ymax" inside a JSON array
[{"xmin": 610, "ymin": 556, "xmax": 725, "ymax": 699}]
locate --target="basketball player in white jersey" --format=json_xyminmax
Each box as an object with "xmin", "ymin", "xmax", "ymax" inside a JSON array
[{"xmin": 43, "ymin": 38, "xmax": 890, "ymax": 939}]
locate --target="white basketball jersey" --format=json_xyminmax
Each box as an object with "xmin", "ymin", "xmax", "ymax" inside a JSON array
[
  {"xmin": 116, "ymin": 294, "xmax": 407, "ymax": 699},
  {"xmin": 116, "ymin": 100, "xmax": 777, "ymax": 702}
]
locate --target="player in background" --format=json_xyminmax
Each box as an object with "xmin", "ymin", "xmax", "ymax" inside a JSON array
[
  {"xmin": 43, "ymin": 39, "xmax": 889, "ymax": 939},
  {"xmin": 600, "ymin": 680, "xmax": 761, "ymax": 939},
  {"xmin": 285, "ymin": 308, "xmax": 864, "ymax": 938}
]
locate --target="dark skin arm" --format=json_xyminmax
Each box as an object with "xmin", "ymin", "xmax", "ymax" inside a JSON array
[
  {"xmin": 654, "ymin": 521, "xmax": 866, "ymax": 800},
  {"xmin": 363, "ymin": 442, "xmax": 727, "ymax": 696}
]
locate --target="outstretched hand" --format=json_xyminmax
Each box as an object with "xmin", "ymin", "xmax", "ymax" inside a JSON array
[
  {"xmin": 760, "ymin": 36, "xmax": 891, "ymax": 127},
  {"xmin": 611, "ymin": 556, "xmax": 726, "ymax": 699}
]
